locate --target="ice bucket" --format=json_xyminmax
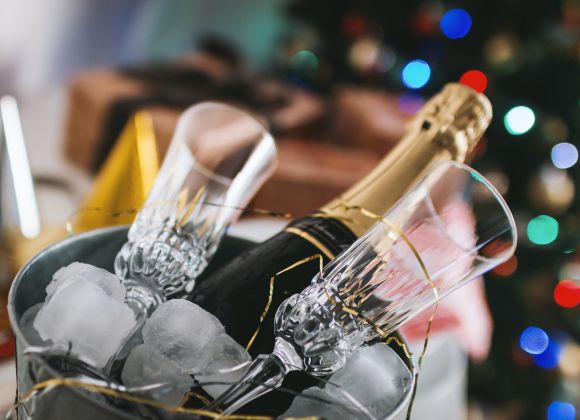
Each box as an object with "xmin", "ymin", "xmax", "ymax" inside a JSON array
[{"xmin": 8, "ymin": 226, "xmax": 415, "ymax": 419}]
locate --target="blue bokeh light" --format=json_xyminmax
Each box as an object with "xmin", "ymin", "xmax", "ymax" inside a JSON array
[
  {"xmin": 533, "ymin": 338, "xmax": 562, "ymax": 369},
  {"xmin": 401, "ymin": 60, "xmax": 431, "ymax": 89},
  {"xmin": 547, "ymin": 401, "xmax": 576, "ymax": 420},
  {"xmin": 551, "ymin": 142, "xmax": 579, "ymax": 169},
  {"xmin": 519, "ymin": 327, "xmax": 549, "ymax": 355},
  {"xmin": 440, "ymin": 9, "xmax": 472, "ymax": 39}
]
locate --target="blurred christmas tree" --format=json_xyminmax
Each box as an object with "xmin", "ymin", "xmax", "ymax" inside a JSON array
[{"xmin": 278, "ymin": 0, "xmax": 579, "ymax": 418}]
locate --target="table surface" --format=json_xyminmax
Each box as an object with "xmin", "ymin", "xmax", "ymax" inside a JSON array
[{"xmin": 0, "ymin": 359, "xmax": 16, "ymax": 413}]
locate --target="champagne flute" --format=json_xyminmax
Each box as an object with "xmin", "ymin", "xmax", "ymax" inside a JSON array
[
  {"xmin": 114, "ymin": 102, "xmax": 277, "ymax": 315},
  {"xmin": 205, "ymin": 160, "xmax": 517, "ymax": 414}
]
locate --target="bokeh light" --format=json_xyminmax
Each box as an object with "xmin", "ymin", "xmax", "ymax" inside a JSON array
[
  {"xmin": 291, "ymin": 50, "xmax": 319, "ymax": 78},
  {"xmin": 349, "ymin": 38, "xmax": 380, "ymax": 71},
  {"xmin": 559, "ymin": 343, "xmax": 580, "ymax": 377},
  {"xmin": 459, "ymin": 69, "xmax": 488, "ymax": 93},
  {"xmin": 543, "ymin": 117, "xmax": 569, "ymax": 143},
  {"xmin": 401, "ymin": 60, "xmax": 431, "ymax": 89},
  {"xmin": 349, "ymin": 38, "xmax": 396, "ymax": 75},
  {"xmin": 527, "ymin": 215, "xmax": 559, "ymax": 245},
  {"xmin": 399, "ymin": 93, "xmax": 425, "ymax": 115},
  {"xmin": 504, "ymin": 106, "xmax": 535, "ymax": 135},
  {"xmin": 548, "ymin": 402, "xmax": 576, "ymax": 420},
  {"xmin": 483, "ymin": 170, "xmax": 510, "ymax": 195},
  {"xmin": 375, "ymin": 47, "xmax": 396, "ymax": 73},
  {"xmin": 341, "ymin": 14, "xmax": 366, "ymax": 39},
  {"xmin": 559, "ymin": 262, "xmax": 580, "ymax": 280},
  {"xmin": 512, "ymin": 343, "xmax": 534, "ymax": 367},
  {"xmin": 412, "ymin": 1, "xmax": 444, "ymax": 35},
  {"xmin": 440, "ymin": 8, "xmax": 472, "ymax": 39},
  {"xmin": 551, "ymin": 142, "xmax": 578, "ymax": 169},
  {"xmin": 519, "ymin": 327, "xmax": 549, "ymax": 355},
  {"xmin": 529, "ymin": 166, "xmax": 575, "ymax": 215},
  {"xmin": 533, "ymin": 337, "xmax": 562, "ymax": 369},
  {"xmin": 484, "ymin": 34, "xmax": 518, "ymax": 68},
  {"xmin": 493, "ymin": 255, "xmax": 518, "ymax": 276},
  {"xmin": 554, "ymin": 280, "xmax": 580, "ymax": 308}
]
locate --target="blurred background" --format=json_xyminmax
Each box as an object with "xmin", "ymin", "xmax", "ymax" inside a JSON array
[{"xmin": 0, "ymin": 1, "xmax": 578, "ymax": 419}]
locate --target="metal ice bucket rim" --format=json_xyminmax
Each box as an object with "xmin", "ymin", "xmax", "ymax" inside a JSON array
[
  {"xmin": 8, "ymin": 226, "xmax": 138, "ymax": 419},
  {"xmin": 8, "ymin": 225, "xmax": 415, "ymax": 420},
  {"xmin": 8, "ymin": 226, "xmax": 129, "ymax": 346}
]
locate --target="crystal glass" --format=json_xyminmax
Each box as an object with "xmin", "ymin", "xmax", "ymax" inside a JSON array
[
  {"xmin": 205, "ymin": 160, "xmax": 517, "ymax": 414},
  {"xmin": 115, "ymin": 102, "xmax": 277, "ymax": 314}
]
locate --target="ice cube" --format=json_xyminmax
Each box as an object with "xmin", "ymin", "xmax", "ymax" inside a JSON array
[
  {"xmin": 325, "ymin": 343, "xmax": 413, "ymax": 418},
  {"xmin": 47, "ymin": 262, "xmax": 125, "ymax": 302},
  {"xmin": 122, "ymin": 344, "xmax": 193, "ymax": 406},
  {"xmin": 33, "ymin": 279, "xmax": 137, "ymax": 368},
  {"xmin": 19, "ymin": 303, "xmax": 47, "ymax": 346},
  {"xmin": 142, "ymin": 299, "xmax": 224, "ymax": 372},
  {"xmin": 279, "ymin": 387, "xmax": 352, "ymax": 420},
  {"xmin": 196, "ymin": 333, "xmax": 252, "ymax": 398}
]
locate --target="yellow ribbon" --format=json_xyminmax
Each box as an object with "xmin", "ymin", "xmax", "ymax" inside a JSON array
[
  {"xmin": 10, "ymin": 378, "xmax": 279, "ymax": 419},
  {"xmin": 245, "ymin": 254, "xmax": 325, "ymax": 352},
  {"xmin": 66, "ymin": 199, "xmax": 293, "ymax": 236}
]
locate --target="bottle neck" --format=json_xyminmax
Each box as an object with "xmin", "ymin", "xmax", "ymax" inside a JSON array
[{"xmin": 320, "ymin": 125, "xmax": 467, "ymax": 237}]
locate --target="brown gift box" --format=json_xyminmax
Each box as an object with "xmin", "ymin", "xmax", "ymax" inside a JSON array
[
  {"xmin": 333, "ymin": 87, "xmax": 408, "ymax": 153},
  {"xmin": 251, "ymin": 139, "xmax": 381, "ymax": 216},
  {"xmin": 65, "ymin": 70, "xmax": 148, "ymax": 171},
  {"xmin": 63, "ymin": 68, "xmax": 408, "ymax": 216}
]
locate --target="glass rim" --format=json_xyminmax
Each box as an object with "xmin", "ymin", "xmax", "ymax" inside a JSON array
[
  {"xmin": 190, "ymin": 157, "xmax": 233, "ymax": 188},
  {"xmin": 428, "ymin": 160, "xmax": 518, "ymax": 261},
  {"xmin": 174, "ymin": 101, "xmax": 275, "ymax": 185}
]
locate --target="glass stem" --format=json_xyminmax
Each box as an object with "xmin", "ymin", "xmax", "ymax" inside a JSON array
[
  {"xmin": 123, "ymin": 279, "xmax": 166, "ymax": 316},
  {"xmin": 204, "ymin": 338, "xmax": 302, "ymax": 415},
  {"xmin": 105, "ymin": 282, "xmax": 163, "ymax": 376},
  {"xmin": 105, "ymin": 307, "xmax": 148, "ymax": 377}
]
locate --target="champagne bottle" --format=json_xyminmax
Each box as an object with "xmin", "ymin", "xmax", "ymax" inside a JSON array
[{"xmin": 193, "ymin": 83, "xmax": 492, "ymax": 356}]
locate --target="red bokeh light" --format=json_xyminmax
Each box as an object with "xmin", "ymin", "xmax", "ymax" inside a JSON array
[
  {"xmin": 460, "ymin": 70, "xmax": 488, "ymax": 93},
  {"xmin": 493, "ymin": 255, "xmax": 518, "ymax": 277},
  {"xmin": 511, "ymin": 343, "xmax": 533, "ymax": 367},
  {"xmin": 554, "ymin": 279, "xmax": 580, "ymax": 308},
  {"xmin": 411, "ymin": 15, "xmax": 438, "ymax": 35},
  {"xmin": 341, "ymin": 14, "xmax": 366, "ymax": 39}
]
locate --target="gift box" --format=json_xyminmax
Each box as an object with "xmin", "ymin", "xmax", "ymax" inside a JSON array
[
  {"xmin": 63, "ymin": 67, "xmax": 308, "ymax": 174},
  {"xmin": 63, "ymin": 61, "xmax": 408, "ymax": 216},
  {"xmin": 252, "ymin": 139, "xmax": 382, "ymax": 216},
  {"xmin": 63, "ymin": 68, "xmax": 408, "ymax": 172},
  {"xmin": 332, "ymin": 87, "xmax": 408, "ymax": 154},
  {"xmin": 64, "ymin": 70, "xmax": 148, "ymax": 172}
]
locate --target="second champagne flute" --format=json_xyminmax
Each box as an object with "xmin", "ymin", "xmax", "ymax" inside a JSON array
[{"xmin": 205, "ymin": 160, "xmax": 517, "ymax": 414}]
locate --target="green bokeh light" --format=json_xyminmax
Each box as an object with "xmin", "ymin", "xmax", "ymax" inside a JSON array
[
  {"xmin": 291, "ymin": 50, "xmax": 319, "ymax": 78},
  {"xmin": 504, "ymin": 105, "xmax": 535, "ymax": 135},
  {"xmin": 527, "ymin": 215, "xmax": 559, "ymax": 245}
]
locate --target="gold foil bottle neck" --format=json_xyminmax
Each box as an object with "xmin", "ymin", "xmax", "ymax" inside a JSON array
[
  {"xmin": 410, "ymin": 83, "xmax": 493, "ymax": 162},
  {"xmin": 320, "ymin": 83, "xmax": 492, "ymax": 237}
]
